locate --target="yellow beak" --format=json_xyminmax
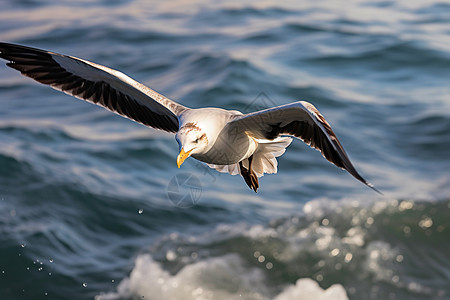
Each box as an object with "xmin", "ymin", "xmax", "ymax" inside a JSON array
[{"xmin": 177, "ymin": 148, "xmax": 193, "ymax": 168}]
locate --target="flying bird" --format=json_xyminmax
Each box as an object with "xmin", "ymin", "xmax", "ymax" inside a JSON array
[{"xmin": 0, "ymin": 42, "xmax": 380, "ymax": 193}]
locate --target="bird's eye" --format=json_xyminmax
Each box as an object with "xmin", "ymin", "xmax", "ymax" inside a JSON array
[{"xmin": 194, "ymin": 138, "xmax": 199, "ymax": 143}]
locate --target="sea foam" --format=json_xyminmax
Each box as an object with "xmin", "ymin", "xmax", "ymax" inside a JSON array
[{"xmin": 96, "ymin": 253, "xmax": 348, "ymax": 300}]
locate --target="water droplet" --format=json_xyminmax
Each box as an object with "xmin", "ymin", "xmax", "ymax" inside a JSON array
[
  {"xmin": 49, "ymin": 259, "xmax": 53, "ymax": 263},
  {"xmin": 26, "ymin": 267, "xmax": 30, "ymax": 271},
  {"xmin": 166, "ymin": 250, "xmax": 176, "ymax": 261},
  {"xmin": 45, "ymin": 292, "xmax": 48, "ymax": 296},
  {"xmin": 257, "ymin": 255, "xmax": 265, "ymax": 263},
  {"xmin": 418, "ymin": 217, "xmax": 433, "ymax": 229},
  {"xmin": 21, "ymin": 244, "xmax": 26, "ymax": 248},
  {"xmin": 48, "ymin": 272, "xmax": 52, "ymax": 276},
  {"xmin": 265, "ymin": 262, "xmax": 273, "ymax": 270},
  {"xmin": 82, "ymin": 283, "xmax": 87, "ymax": 288},
  {"xmin": 399, "ymin": 201, "xmax": 413, "ymax": 211},
  {"xmin": 403, "ymin": 226, "xmax": 411, "ymax": 235},
  {"xmin": 38, "ymin": 267, "xmax": 43, "ymax": 271},
  {"xmin": 330, "ymin": 248, "xmax": 340, "ymax": 257},
  {"xmin": 138, "ymin": 209, "xmax": 144, "ymax": 214},
  {"xmin": 344, "ymin": 253, "xmax": 353, "ymax": 263},
  {"xmin": 111, "ymin": 279, "xmax": 115, "ymax": 283}
]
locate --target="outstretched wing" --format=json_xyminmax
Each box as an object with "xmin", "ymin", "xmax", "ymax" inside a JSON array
[
  {"xmin": 0, "ymin": 42, "xmax": 188, "ymax": 133},
  {"xmin": 227, "ymin": 101, "xmax": 380, "ymax": 193}
]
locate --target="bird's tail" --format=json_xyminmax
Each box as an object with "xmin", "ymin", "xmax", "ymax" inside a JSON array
[{"xmin": 207, "ymin": 137, "xmax": 292, "ymax": 177}]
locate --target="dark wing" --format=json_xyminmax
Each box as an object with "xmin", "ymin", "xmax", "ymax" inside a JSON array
[
  {"xmin": 0, "ymin": 42, "xmax": 188, "ymax": 133},
  {"xmin": 227, "ymin": 101, "xmax": 380, "ymax": 193}
]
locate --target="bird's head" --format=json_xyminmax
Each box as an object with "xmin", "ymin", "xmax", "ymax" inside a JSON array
[{"xmin": 175, "ymin": 122, "xmax": 209, "ymax": 168}]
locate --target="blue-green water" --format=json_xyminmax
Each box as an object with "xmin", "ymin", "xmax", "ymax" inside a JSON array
[{"xmin": 1, "ymin": 1, "xmax": 450, "ymax": 299}]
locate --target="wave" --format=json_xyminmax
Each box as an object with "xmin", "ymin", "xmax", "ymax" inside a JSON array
[
  {"xmin": 167, "ymin": 52, "xmax": 282, "ymax": 109},
  {"xmin": 96, "ymin": 254, "xmax": 348, "ymax": 300},
  {"xmin": 299, "ymin": 41, "xmax": 450, "ymax": 76},
  {"xmin": 95, "ymin": 197, "xmax": 449, "ymax": 300}
]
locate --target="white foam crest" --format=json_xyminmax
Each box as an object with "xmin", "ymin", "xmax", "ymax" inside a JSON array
[
  {"xmin": 96, "ymin": 254, "xmax": 349, "ymax": 300},
  {"xmin": 96, "ymin": 254, "xmax": 269, "ymax": 300},
  {"xmin": 274, "ymin": 278, "xmax": 348, "ymax": 300},
  {"xmin": 364, "ymin": 241, "xmax": 398, "ymax": 282}
]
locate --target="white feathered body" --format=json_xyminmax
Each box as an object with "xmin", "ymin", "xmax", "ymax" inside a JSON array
[{"xmin": 178, "ymin": 108, "xmax": 292, "ymax": 177}]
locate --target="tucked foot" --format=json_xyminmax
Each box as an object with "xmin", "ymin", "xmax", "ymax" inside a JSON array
[{"xmin": 239, "ymin": 159, "xmax": 259, "ymax": 192}]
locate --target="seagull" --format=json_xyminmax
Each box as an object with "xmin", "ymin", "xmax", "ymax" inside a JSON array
[{"xmin": 0, "ymin": 42, "xmax": 380, "ymax": 193}]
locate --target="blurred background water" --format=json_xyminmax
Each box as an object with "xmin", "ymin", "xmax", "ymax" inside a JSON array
[{"xmin": 0, "ymin": 0, "xmax": 449, "ymax": 299}]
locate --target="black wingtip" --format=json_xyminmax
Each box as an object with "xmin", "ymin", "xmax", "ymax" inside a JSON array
[{"xmin": 366, "ymin": 182, "xmax": 383, "ymax": 195}]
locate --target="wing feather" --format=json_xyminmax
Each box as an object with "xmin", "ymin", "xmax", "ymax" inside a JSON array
[
  {"xmin": 227, "ymin": 101, "xmax": 380, "ymax": 193},
  {"xmin": 0, "ymin": 42, "xmax": 188, "ymax": 133}
]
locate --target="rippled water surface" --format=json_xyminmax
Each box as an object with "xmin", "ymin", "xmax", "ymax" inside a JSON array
[{"xmin": 1, "ymin": 1, "xmax": 449, "ymax": 299}]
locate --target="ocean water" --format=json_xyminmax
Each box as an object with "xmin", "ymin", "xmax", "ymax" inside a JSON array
[{"xmin": 1, "ymin": 0, "xmax": 449, "ymax": 299}]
